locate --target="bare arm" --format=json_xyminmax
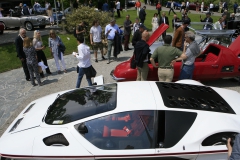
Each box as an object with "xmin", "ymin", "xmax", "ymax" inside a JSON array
[
  {"xmin": 150, "ymin": 58, "xmax": 158, "ymax": 68},
  {"xmin": 90, "ymin": 33, "xmax": 93, "ymax": 45}
]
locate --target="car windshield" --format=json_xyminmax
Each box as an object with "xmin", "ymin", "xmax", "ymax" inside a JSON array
[{"xmin": 44, "ymin": 84, "xmax": 117, "ymax": 125}]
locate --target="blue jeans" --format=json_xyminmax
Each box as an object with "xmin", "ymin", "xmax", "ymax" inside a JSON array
[
  {"xmin": 76, "ymin": 67, "xmax": 92, "ymax": 88},
  {"xmin": 179, "ymin": 64, "xmax": 195, "ymax": 80}
]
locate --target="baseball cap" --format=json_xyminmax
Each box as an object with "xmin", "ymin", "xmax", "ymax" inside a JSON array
[
  {"xmin": 23, "ymin": 4, "xmax": 27, "ymax": 7},
  {"xmin": 139, "ymin": 23, "xmax": 146, "ymax": 30}
]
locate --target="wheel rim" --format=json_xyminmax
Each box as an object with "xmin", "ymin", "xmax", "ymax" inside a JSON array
[
  {"xmin": 1, "ymin": 22, "xmax": 6, "ymax": 30},
  {"xmin": 25, "ymin": 22, "xmax": 33, "ymax": 30}
]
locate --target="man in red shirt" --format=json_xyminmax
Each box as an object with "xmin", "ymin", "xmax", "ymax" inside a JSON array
[{"xmin": 135, "ymin": 0, "xmax": 141, "ymax": 16}]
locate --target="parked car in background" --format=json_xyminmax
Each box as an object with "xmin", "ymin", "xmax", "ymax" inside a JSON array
[
  {"xmin": 63, "ymin": 7, "xmax": 72, "ymax": 15},
  {"xmin": 0, "ymin": 22, "xmax": 4, "ymax": 34},
  {"xmin": 128, "ymin": 0, "xmax": 136, "ymax": 7},
  {"xmin": 189, "ymin": 2, "xmax": 208, "ymax": 11},
  {"xmin": 0, "ymin": 14, "xmax": 50, "ymax": 31},
  {"xmin": 165, "ymin": 1, "xmax": 181, "ymax": 9},
  {"xmin": 33, "ymin": 4, "xmax": 46, "ymax": 15}
]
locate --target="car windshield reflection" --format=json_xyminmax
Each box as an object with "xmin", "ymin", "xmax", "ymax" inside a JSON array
[{"xmin": 44, "ymin": 84, "xmax": 117, "ymax": 125}]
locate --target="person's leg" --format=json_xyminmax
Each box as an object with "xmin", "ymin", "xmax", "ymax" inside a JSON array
[
  {"xmin": 33, "ymin": 62, "xmax": 42, "ymax": 85},
  {"xmin": 59, "ymin": 52, "xmax": 66, "ymax": 71},
  {"xmin": 179, "ymin": 64, "xmax": 194, "ymax": 80},
  {"xmin": 53, "ymin": 53, "xmax": 61, "ymax": 71},
  {"xmin": 86, "ymin": 77, "xmax": 93, "ymax": 86},
  {"xmin": 162, "ymin": 31, "xmax": 166, "ymax": 39},
  {"xmin": 173, "ymin": 8, "xmax": 176, "ymax": 14},
  {"xmin": 165, "ymin": 69, "xmax": 174, "ymax": 82},
  {"xmin": 141, "ymin": 63, "xmax": 149, "ymax": 81},
  {"xmin": 27, "ymin": 64, "xmax": 35, "ymax": 85},
  {"xmin": 158, "ymin": 68, "xmax": 166, "ymax": 82},
  {"xmin": 107, "ymin": 40, "xmax": 113, "ymax": 63},
  {"xmin": 124, "ymin": 34, "xmax": 130, "ymax": 50},
  {"xmin": 136, "ymin": 67, "xmax": 141, "ymax": 81},
  {"xmin": 94, "ymin": 51, "xmax": 98, "ymax": 62},
  {"xmin": 22, "ymin": 60, "xmax": 30, "ymax": 80},
  {"xmin": 76, "ymin": 67, "xmax": 84, "ymax": 88},
  {"xmin": 99, "ymin": 43, "xmax": 105, "ymax": 59},
  {"xmin": 93, "ymin": 43, "xmax": 98, "ymax": 62},
  {"xmin": 41, "ymin": 51, "xmax": 51, "ymax": 74}
]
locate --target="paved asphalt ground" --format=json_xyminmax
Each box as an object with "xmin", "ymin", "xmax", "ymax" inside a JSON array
[{"xmin": 0, "ymin": 5, "xmax": 238, "ymax": 136}]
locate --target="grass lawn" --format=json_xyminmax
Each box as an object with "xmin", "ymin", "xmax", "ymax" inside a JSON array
[
  {"xmin": 0, "ymin": 9, "xmax": 220, "ymax": 73},
  {"xmin": 113, "ymin": 9, "xmax": 220, "ymax": 33},
  {"xmin": 0, "ymin": 34, "xmax": 78, "ymax": 73}
]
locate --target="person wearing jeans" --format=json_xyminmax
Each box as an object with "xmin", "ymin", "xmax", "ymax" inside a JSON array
[
  {"xmin": 75, "ymin": 37, "xmax": 92, "ymax": 88},
  {"xmin": 48, "ymin": 30, "xmax": 67, "ymax": 74},
  {"xmin": 171, "ymin": 31, "xmax": 200, "ymax": 80},
  {"xmin": 105, "ymin": 19, "xmax": 120, "ymax": 64}
]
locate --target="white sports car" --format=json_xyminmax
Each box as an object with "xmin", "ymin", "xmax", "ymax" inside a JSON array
[{"xmin": 1, "ymin": 80, "xmax": 240, "ymax": 160}]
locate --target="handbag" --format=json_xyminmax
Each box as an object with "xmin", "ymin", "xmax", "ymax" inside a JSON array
[{"xmin": 130, "ymin": 52, "xmax": 136, "ymax": 69}]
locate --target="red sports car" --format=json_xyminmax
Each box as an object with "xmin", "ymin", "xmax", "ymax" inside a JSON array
[
  {"xmin": 0, "ymin": 22, "xmax": 4, "ymax": 34},
  {"xmin": 111, "ymin": 24, "xmax": 240, "ymax": 82}
]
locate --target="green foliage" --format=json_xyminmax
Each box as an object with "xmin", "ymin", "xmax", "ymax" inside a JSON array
[{"xmin": 63, "ymin": 6, "xmax": 111, "ymax": 41}]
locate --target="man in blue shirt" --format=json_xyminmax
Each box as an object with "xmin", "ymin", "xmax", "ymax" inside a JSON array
[
  {"xmin": 105, "ymin": 19, "xmax": 120, "ymax": 64},
  {"xmin": 102, "ymin": 1, "xmax": 109, "ymax": 11}
]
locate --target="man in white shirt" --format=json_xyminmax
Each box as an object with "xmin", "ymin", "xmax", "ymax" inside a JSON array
[
  {"xmin": 214, "ymin": 18, "xmax": 223, "ymax": 30},
  {"xmin": 115, "ymin": 0, "xmax": 121, "ymax": 17},
  {"xmin": 168, "ymin": 1, "xmax": 176, "ymax": 15},
  {"xmin": 90, "ymin": 20, "xmax": 106, "ymax": 62},
  {"xmin": 186, "ymin": 0, "xmax": 190, "ymax": 12},
  {"xmin": 105, "ymin": 19, "xmax": 120, "ymax": 64},
  {"xmin": 75, "ymin": 37, "xmax": 93, "ymax": 88},
  {"xmin": 0, "ymin": 8, "xmax": 3, "ymax": 17},
  {"xmin": 209, "ymin": 2, "xmax": 214, "ymax": 14}
]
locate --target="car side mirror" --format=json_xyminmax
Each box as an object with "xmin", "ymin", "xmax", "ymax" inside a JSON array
[{"xmin": 78, "ymin": 123, "xmax": 88, "ymax": 134}]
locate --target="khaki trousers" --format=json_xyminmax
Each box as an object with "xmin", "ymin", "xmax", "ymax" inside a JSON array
[
  {"xmin": 158, "ymin": 68, "xmax": 174, "ymax": 82},
  {"xmin": 136, "ymin": 63, "xmax": 149, "ymax": 81}
]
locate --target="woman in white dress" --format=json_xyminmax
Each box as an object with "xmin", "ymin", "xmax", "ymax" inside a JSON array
[
  {"xmin": 201, "ymin": 0, "xmax": 204, "ymax": 13},
  {"xmin": 151, "ymin": 13, "xmax": 159, "ymax": 32},
  {"xmin": 46, "ymin": 5, "xmax": 54, "ymax": 26}
]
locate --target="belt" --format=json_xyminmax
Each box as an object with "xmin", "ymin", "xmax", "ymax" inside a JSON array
[
  {"xmin": 159, "ymin": 67, "xmax": 173, "ymax": 69},
  {"xmin": 107, "ymin": 39, "xmax": 114, "ymax": 41}
]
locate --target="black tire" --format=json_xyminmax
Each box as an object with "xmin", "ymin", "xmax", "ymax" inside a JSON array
[
  {"xmin": 25, "ymin": 21, "xmax": 34, "ymax": 31},
  {"xmin": 39, "ymin": 25, "xmax": 46, "ymax": 29},
  {"xmin": 0, "ymin": 29, "xmax": 3, "ymax": 34}
]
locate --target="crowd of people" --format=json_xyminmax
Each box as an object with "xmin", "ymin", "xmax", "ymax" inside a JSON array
[
  {"xmin": 15, "ymin": 28, "xmax": 67, "ymax": 87},
  {"xmin": 13, "ymin": 0, "xmax": 239, "ymax": 88}
]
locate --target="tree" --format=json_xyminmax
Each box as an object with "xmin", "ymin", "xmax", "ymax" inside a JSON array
[{"xmin": 63, "ymin": 6, "xmax": 111, "ymax": 43}]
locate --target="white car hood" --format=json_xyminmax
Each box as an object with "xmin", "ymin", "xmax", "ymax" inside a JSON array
[{"xmin": 1, "ymin": 90, "xmax": 69, "ymax": 137}]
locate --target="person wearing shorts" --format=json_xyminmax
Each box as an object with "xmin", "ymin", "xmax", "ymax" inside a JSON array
[{"xmin": 90, "ymin": 20, "xmax": 106, "ymax": 62}]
